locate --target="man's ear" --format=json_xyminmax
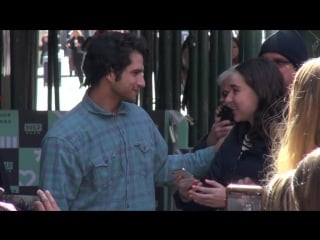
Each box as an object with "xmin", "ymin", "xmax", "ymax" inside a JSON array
[{"xmin": 105, "ymin": 71, "xmax": 116, "ymax": 83}]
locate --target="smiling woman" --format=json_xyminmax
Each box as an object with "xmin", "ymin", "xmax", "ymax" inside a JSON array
[{"xmin": 174, "ymin": 57, "xmax": 286, "ymax": 211}]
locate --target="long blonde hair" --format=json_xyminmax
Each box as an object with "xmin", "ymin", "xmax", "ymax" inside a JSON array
[
  {"xmin": 293, "ymin": 147, "xmax": 320, "ymax": 210},
  {"xmin": 70, "ymin": 30, "xmax": 83, "ymax": 38},
  {"xmin": 273, "ymin": 58, "xmax": 320, "ymax": 173},
  {"xmin": 265, "ymin": 147, "xmax": 320, "ymax": 211},
  {"xmin": 264, "ymin": 170, "xmax": 296, "ymax": 211}
]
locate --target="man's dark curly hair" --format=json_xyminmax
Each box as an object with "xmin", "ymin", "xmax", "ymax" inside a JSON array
[{"xmin": 82, "ymin": 31, "xmax": 149, "ymax": 88}]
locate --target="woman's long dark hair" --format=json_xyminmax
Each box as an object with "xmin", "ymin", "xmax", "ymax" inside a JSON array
[{"xmin": 235, "ymin": 57, "xmax": 286, "ymax": 144}]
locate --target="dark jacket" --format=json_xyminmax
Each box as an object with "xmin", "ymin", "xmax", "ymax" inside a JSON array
[{"xmin": 174, "ymin": 122, "xmax": 269, "ymax": 211}]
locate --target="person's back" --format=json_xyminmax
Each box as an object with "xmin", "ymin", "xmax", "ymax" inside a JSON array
[
  {"xmin": 39, "ymin": 35, "xmax": 48, "ymax": 66},
  {"xmin": 66, "ymin": 30, "xmax": 85, "ymax": 87},
  {"xmin": 264, "ymin": 170, "xmax": 296, "ymax": 211},
  {"xmin": 292, "ymin": 148, "xmax": 320, "ymax": 210},
  {"xmin": 265, "ymin": 147, "xmax": 320, "ymax": 211}
]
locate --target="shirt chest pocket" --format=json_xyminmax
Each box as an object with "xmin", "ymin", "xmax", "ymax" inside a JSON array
[
  {"xmin": 133, "ymin": 141, "xmax": 153, "ymax": 175},
  {"xmin": 90, "ymin": 156, "xmax": 111, "ymax": 191}
]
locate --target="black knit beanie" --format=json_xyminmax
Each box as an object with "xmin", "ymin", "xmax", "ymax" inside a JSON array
[{"xmin": 259, "ymin": 30, "xmax": 309, "ymax": 69}]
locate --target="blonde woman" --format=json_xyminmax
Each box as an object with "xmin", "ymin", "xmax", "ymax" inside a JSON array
[{"xmin": 272, "ymin": 57, "xmax": 320, "ymax": 174}]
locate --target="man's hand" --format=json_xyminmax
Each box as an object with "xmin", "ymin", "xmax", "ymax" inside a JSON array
[{"xmin": 34, "ymin": 189, "xmax": 61, "ymax": 211}]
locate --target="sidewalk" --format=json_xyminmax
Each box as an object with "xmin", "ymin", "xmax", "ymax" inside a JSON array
[{"xmin": 36, "ymin": 56, "xmax": 87, "ymax": 111}]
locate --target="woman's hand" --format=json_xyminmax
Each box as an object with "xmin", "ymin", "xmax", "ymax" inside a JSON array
[
  {"xmin": 176, "ymin": 176, "xmax": 201, "ymax": 203},
  {"xmin": 189, "ymin": 179, "xmax": 226, "ymax": 208}
]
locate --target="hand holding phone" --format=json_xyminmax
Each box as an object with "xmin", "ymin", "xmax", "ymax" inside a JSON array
[{"xmin": 218, "ymin": 105, "xmax": 234, "ymax": 122}]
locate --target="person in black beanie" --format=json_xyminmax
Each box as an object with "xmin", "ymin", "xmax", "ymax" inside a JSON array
[{"xmin": 259, "ymin": 30, "xmax": 309, "ymax": 91}]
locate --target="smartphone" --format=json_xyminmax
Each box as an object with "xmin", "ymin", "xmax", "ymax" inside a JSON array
[
  {"xmin": 226, "ymin": 184, "xmax": 264, "ymax": 211},
  {"xmin": 218, "ymin": 105, "xmax": 234, "ymax": 122}
]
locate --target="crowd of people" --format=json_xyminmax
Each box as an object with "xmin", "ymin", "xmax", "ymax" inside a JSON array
[{"xmin": 1, "ymin": 30, "xmax": 319, "ymax": 211}]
